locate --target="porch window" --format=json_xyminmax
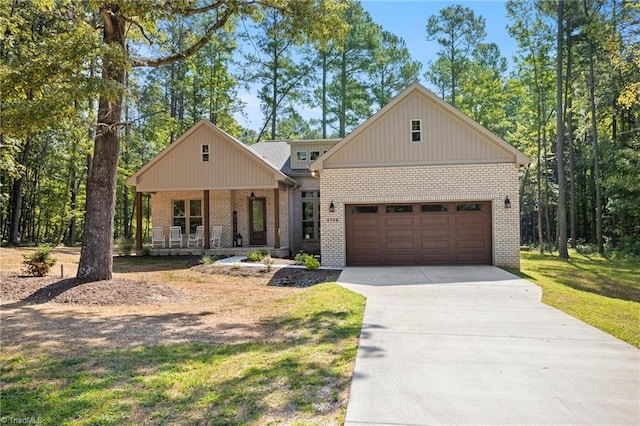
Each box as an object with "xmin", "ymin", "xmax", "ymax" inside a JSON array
[
  {"xmin": 201, "ymin": 144, "xmax": 210, "ymax": 162},
  {"xmin": 172, "ymin": 199, "xmax": 202, "ymax": 233},
  {"xmin": 302, "ymin": 191, "xmax": 320, "ymax": 240},
  {"xmin": 411, "ymin": 119, "xmax": 422, "ymax": 142}
]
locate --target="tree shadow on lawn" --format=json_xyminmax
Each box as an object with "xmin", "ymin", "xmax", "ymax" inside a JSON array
[
  {"xmin": 1, "ymin": 304, "xmax": 365, "ymax": 424},
  {"xmin": 540, "ymin": 261, "xmax": 640, "ymax": 303}
]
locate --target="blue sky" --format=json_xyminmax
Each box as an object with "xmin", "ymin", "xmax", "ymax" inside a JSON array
[{"xmin": 237, "ymin": 0, "xmax": 517, "ymax": 133}]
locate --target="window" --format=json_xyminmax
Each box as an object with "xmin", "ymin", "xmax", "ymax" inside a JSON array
[
  {"xmin": 296, "ymin": 150, "xmax": 308, "ymax": 161},
  {"xmin": 352, "ymin": 206, "xmax": 378, "ymax": 214},
  {"xmin": 411, "ymin": 119, "xmax": 422, "ymax": 142},
  {"xmin": 457, "ymin": 203, "xmax": 483, "ymax": 211},
  {"xmin": 302, "ymin": 191, "xmax": 320, "ymax": 240},
  {"xmin": 172, "ymin": 199, "xmax": 202, "ymax": 233},
  {"xmin": 386, "ymin": 205, "xmax": 413, "ymax": 213},
  {"xmin": 201, "ymin": 144, "xmax": 210, "ymax": 162},
  {"xmin": 310, "ymin": 150, "xmax": 321, "ymax": 161},
  {"xmin": 422, "ymin": 204, "xmax": 448, "ymax": 212}
]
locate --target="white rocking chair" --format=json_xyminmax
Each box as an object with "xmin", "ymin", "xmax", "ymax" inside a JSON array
[
  {"xmin": 169, "ymin": 226, "xmax": 183, "ymax": 248},
  {"xmin": 210, "ymin": 225, "xmax": 222, "ymax": 248},
  {"xmin": 152, "ymin": 226, "xmax": 165, "ymax": 248},
  {"xmin": 187, "ymin": 225, "xmax": 204, "ymax": 248}
]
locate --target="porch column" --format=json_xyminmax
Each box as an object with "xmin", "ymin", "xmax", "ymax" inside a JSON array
[
  {"xmin": 204, "ymin": 190, "xmax": 210, "ymax": 249},
  {"xmin": 273, "ymin": 187, "xmax": 280, "ymax": 249},
  {"xmin": 135, "ymin": 191, "xmax": 143, "ymax": 251}
]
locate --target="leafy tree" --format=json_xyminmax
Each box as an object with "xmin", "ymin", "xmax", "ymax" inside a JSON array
[
  {"xmin": 425, "ymin": 5, "xmax": 486, "ymax": 107},
  {"xmin": 369, "ymin": 30, "xmax": 421, "ymax": 109},
  {"xmin": 325, "ymin": 0, "xmax": 379, "ymax": 137},
  {"xmin": 241, "ymin": 9, "xmax": 313, "ymax": 141}
]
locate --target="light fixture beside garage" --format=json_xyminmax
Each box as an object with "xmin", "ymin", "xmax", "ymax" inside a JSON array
[
  {"xmin": 249, "ymin": 192, "xmax": 255, "ymax": 201},
  {"xmin": 329, "ymin": 201, "xmax": 335, "ymax": 213},
  {"xmin": 504, "ymin": 196, "xmax": 511, "ymax": 208}
]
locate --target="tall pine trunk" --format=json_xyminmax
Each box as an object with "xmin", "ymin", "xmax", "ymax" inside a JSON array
[
  {"xmin": 77, "ymin": 6, "xmax": 126, "ymax": 281},
  {"xmin": 583, "ymin": 0, "xmax": 604, "ymax": 255},
  {"xmin": 555, "ymin": 0, "xmax": 569, "ymax": 259}
]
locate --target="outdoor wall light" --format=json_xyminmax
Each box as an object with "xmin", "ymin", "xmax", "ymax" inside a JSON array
[
  {"xmin": 329, "ymin": 201, "xmax": 335, "ymax": 213},
  {"xmin": 249, "ymin": 192, "xmax": 255, "ymax": 201},
  {"xmin": 504, "ymin": 195, "xmax": 511, "ymax": 208}
]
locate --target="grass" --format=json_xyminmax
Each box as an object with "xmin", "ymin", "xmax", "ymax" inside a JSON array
[
  {"xmin": 1, "ymin": 284, "xmax": 365, "ymax": 425},
  {"xmin": 508, "ymin": 250, "xmax": 640, "ymax": 348}
]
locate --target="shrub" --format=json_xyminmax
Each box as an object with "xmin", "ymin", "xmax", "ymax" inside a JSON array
[
  {"xmin": 141, "ymin": 246, "xmax": 151, "ymax": 256},
  {"xmin": 200, "ymin": 255, "xmax": 213, "ymax": 265},
  {"xmin": 262, "ymin": 255, "xmax": 274, "ymax": 272},
  {"xmin": 303, "ymin": 255, "xmax": 320, "ymax": 271},
  {"xmin": 294, "ymin": 252, "xmax": 307, "ymax": 265},
  {"xmin": 116, "ymin": 237, "xmax": 134, "ymax": 256},
  {"xmin": 23, "ymin": 247, "xmax": 57, "ymax": 277},
  {"xmin": 295, "ymin": 252, "xmax": 320, "ymax": 270},
  {"xmin": 247, "ymin": 249, "xmax": 269, "ymax": 262}
]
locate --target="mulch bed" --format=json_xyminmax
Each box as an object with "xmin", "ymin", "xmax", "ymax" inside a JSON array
[
  {"xmin": 0, "ymin": 273, "xmax": 190, "ymax": 306},
  {"xmin": 191, "ymin": 264, "xmax": 341, "ymax": 288}
]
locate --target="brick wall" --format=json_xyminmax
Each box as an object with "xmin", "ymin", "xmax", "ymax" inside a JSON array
[{"xmin": 319, "ymin": 162, "xmax": 521, "ymax": 268}]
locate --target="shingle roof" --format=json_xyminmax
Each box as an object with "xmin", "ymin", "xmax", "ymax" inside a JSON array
[{"xmin": 250, "ymin": 141, "xmax": 310, "ymax": 177}]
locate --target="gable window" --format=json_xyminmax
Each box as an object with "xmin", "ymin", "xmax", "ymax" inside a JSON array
[
  {"xmin": 411, "ymin": 119, "xmax": 422, "ymax": 142},
  {"xmin": 310, "ymin": 150, "xmax": 321, "ymax": 161},
  {"xmin": 173, "ymin": 199, "xmax": 202, "ymax": 233},
  {"xmin": 302, "ymin": 191, "xmax": 320, "ymax": 240},
  {"xmin": 201, "ymin": 144, "xmax": 210, "ymax": 162}
]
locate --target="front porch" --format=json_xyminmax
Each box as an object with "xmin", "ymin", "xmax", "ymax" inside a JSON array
[{"xmin": 149, "ymin": 245, "xmax": 290, "ymax": 258}]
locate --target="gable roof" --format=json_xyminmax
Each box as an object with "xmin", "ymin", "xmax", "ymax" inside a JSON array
[
  {"xmin": 126, "ymin": 120, "xmax": 295, "ymax": 191},
  {"xmin": 310, "ymin": 82, "xmax": 529, "ymax": 171}
]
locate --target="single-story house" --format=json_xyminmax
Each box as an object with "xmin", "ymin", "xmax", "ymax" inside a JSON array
[{"xmin": 127, "ymin": 83, "xmax": 529, "ymax": 268}]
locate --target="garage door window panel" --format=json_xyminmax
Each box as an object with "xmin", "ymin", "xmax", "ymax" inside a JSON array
[
  {"xmin": 422, "ymin": 204, "xmax": 448, "ymax": 212},
  {"xmin": 352, "ymin": 206, "xmax": 378, "ymax": 214}
]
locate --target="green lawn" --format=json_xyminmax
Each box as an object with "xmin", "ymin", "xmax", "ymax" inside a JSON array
[
  {"xmin": 510, "ymin": 251, "xmax": 640, "ymax": 348},
  {"xmin": 1, "ymin": 283, "xmax": 365, "ymax": 425}
]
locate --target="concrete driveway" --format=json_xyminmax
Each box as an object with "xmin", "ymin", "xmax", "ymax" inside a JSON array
[{"xmin": 338, "ymin": 266, "xmax": 639, "ymax": 425}]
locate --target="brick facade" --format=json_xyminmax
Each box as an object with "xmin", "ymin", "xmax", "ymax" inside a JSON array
[{"xmin": 319, "ymin": 162, "xmax": 521, "ymax": 268}]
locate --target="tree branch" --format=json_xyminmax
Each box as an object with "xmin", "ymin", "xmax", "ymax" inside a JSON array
[{"xmin": 130, "ymin": 6, "xmax": 234, "ymax": 68}]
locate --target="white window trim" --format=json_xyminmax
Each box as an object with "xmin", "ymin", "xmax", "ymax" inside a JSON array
[
  {"xmin": 310, "ymin": 150, "xmax": 321, "ymax": 161},
  {"xmin": 296, "ymin": 150, "xmax": 308, "ymax": 162},
  {"xmin": 410, "ymin": 119, "xmax": 422, "ymax": 143},
  {"xmin": 201, "ymin": 144, "xmax": 210, "ymax": 162}
]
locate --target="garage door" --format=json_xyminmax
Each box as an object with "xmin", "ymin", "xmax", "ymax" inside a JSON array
[{"xmin": 346, "ymin": 202, "xmax": 492, "ymax": 266}]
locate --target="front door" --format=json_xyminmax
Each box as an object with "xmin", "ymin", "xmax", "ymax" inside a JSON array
[{"xmin": 249, "ymin": 198, "xmax": 267, "ymax": 245}]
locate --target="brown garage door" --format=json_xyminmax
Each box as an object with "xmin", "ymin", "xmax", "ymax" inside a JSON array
[{"xmin": 346, "ymin": 202, "xmax": 492, "ymax": 266}]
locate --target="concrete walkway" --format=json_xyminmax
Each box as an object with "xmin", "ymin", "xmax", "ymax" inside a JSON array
[{"xmin": 338, "ymin": 266, "xmax": 639, "ymax": 425}]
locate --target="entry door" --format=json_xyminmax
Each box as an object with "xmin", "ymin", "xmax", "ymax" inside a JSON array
[{"xmin": 249, "ymin": 198, "xmax": 267, "ymax": 245}]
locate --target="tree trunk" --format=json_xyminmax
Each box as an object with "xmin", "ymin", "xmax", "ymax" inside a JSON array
[
  {"xmin": 77, "ymin": 6, "xmax": 126, "ymax": 281},
  {"xmin": 9, "ymin": 135, "xmax": 31, "ymax": 245},
  {"xmin": 321, "ymin": 50, "xmax": 327, "ymax": 139},
  {"xmin": 583, "ymin": 0, "xmax": 604, "ymax": 255},
  {"xmin": 339, "ymin": 51, "xmax": 347, "ymax": 138},
  {"xmin": 555, "ymin": 0, "xmax": 569, "ymax": 259}
]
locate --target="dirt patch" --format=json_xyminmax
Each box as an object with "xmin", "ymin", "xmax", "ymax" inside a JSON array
[
  {"xmin": 0, "ymin": 248, "xmax": 343, "ymax": 348},
  {"xmin": 0, "ymin": 274, "xmax": 190, "ymax": 305}
]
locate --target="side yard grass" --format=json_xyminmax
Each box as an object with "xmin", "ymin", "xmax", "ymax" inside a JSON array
[
  {"xmin": 510, "ymin": 251, "xmax": 639, "ymax": 348},
  {"xmin": 1, "ymin": 283, "xmax": 365, "ymax": 425}
]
